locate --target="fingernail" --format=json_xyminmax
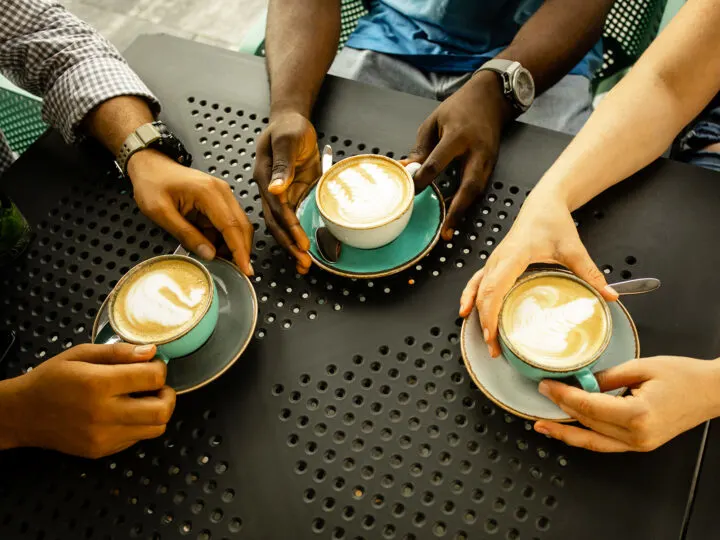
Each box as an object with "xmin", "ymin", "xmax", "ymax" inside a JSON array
[
  {"xmin": 483, "ymin": 328, "xmax": 490, "ymax": 343},
  {"xmin": 487, "ymin": 344, "xmax": 493, "ymax": 357},
  {"xmin": 248, "ymin": 263, "xmax": 255, "ymax": 276},
  {"xmin": 538, "ymin": 381, "xmax": 550, "ymax": 397},
  {"xmin": 270, "ymin": 179, "xmax": 284, "ymax": 189},
  {"xmin": 135, "ymin": 344, "xmax": 155, "ymax": 356},
  {"xmin": 604, "ymin": 285, "xmax": 618, "ymax": 297},
  {"xmin": 535, "ymin": 424, "xmax": 550, "ymax": 435},
  {"xmin": 197, "ymin": 244, "xmax": 215, "ymax": 260}
]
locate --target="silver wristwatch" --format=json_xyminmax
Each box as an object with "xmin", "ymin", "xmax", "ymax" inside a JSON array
[
  {"xmin": 474, "ymin": 59, "xmax": 535, "ymax": 112},
  {"xmin": 116, "ymin": 121, "xmax": 192, "ymax": 177}
]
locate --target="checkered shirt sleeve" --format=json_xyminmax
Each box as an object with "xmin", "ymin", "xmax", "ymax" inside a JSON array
[{"xmin": 0, "ymin": 0, "xmax": 160, "ymax": 144}]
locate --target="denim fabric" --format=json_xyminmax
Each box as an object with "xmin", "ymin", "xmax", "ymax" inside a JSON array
[{"xmin": 676, "ymin": 92, "xmax": 720, "ymax": 172}]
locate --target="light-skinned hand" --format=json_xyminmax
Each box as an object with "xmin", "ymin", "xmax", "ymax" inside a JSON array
[
  {"xmin": 459, "ymin": 187, "xmax": 619, "ymax": 357},
  {"xmin": 533, "ymin": 356, "xmax": 720, "ymax": 452}
]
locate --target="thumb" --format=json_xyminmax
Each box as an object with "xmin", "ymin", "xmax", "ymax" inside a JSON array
[
  {"xmin": 595, "ymin": 359, "xmax": 651, "ymax": 392},
  {"xmin": 68, "ymin": 343, "xmax": 157, "ymax": 365},
  {"xmin": 269, "ymin": 134, "xmax": 299, "ymax": 195},
  {"xmin": 404, "ymin": 118, "xmax": 438, "ymax": 188},
  {"xmin": 564, "ymin": 242, "xmax": 619, "ymax": 302}
]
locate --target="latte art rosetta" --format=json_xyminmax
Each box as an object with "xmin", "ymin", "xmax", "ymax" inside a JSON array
[
  {"xmin": 112, "ymin": 260, "xmax": 211, "ymax": 343},
  {"xmin": 502, "ymin": 277, "xmax": 608, "ymax": 367},
  {"xmin": 319, "ymin": 159, "xmax": 411, "ymax": 226}
]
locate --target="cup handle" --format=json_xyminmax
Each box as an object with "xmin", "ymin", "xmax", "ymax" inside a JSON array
[
  {"xmin": 404, "ymin": 162, "xmax": 422, "ymax": 178},
  {"xmin": 575, "ymin": 369, "xmax": 600, "ymax": 393},
  {"xmin": 154, "ymin": 350, "xmax": 170, "ymax": 364}
]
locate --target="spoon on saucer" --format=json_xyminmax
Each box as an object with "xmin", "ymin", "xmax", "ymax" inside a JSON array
[
  {"xmin": 315, "ymin": 145, "xmax": 343, "ymax": 264},
  {"xmin": 608, "ymin": 277, "xmax": 660, "ymax": 295}
]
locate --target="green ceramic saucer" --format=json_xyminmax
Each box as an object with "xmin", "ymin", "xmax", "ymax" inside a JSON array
[
  {"xmin": 92, "ymin": 257, "xmax": 257, "ymax": 394},
  {"xmin": 461, "ymin": 301, "xmax": 640, "ymax": 422},
  {"xmin": 297, "ymin": 183, "xmax": 445, "ymax": 278}
]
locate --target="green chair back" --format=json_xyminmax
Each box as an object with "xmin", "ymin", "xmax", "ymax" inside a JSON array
[
  {"xmin": 594, "ymin": 0, "xmax": 671, "ymax": 92},
  {"xmin": 0, "ymin": 87, "xmax": 46, "ymax": 156}
]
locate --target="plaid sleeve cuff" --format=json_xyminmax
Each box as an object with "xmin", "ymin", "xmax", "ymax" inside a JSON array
[{"xmin": 42, "ymin": 57, "xmax": 161, "ymax": 144}]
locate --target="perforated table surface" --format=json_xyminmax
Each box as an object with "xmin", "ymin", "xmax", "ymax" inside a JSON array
[{"xmin": 1, "ymin": 35, "xmax": 719, "ymax": 540}]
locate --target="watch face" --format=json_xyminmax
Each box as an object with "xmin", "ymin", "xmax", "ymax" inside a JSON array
[{"xmin": 513, "ymin": 68, "xmax": 535, "ymax": 108}]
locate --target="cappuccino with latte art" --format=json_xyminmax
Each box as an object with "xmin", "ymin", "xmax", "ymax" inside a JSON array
[
  {"xmin": 500, "ymin": 274, "xmax": 611, "ymax": 370},
  {"xmin": 111, "ymin": 258, "xmax": 213, "ymax": 344},
  {"xmin": 315, "ymin": 154, "xmax": 417, "ymax": 249}
]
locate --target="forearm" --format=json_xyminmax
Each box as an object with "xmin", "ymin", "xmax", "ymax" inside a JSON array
[
  {"xmin": 0, "ymin": 376, "xmax": 27, "ymax": 450},
  {"xmin": 265, "ymin": 0, "xmax": 341, "ymax": 118},
  {"xmin": 529, "ymin": 0, "xmax": 720, "ymax": 211},
  {"xmin": 0, "ymin": 0, "xmax": 158, "ymax": 144},
  {"xmin": 498, "ymin": 0, "xmax": 614, "ymax": 93},
  {"xmin": 532, "ymin": 72, "xmax": 684, "ymax": 210},
  {"xmin": 85, "ymin": 96, "xmax": 155, "ymax": 156},
  {"xmin": 701, "ymin": 358, "xmax": 720, "ymax": 421}
]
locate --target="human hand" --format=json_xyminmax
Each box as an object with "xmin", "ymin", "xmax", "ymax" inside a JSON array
[
  {"xmin": 3, "ymin": 343, "xmax": 176, "ymax": 458},
  {"xmin": 127, "ymin": 149, "xmax": 254, "ymax": 275},
  {"xmin": 458, "ymin": 188, "xmax": 618, "ymax": 357},
  {"xmin": 533, "ymin": 356, "xmax": 720, "ymax": 452},
  {"xmin": 404, "ymin": 72, "xmax": 514, "ymax": 241},
  {"xmin": 254, "ymin": 111, "xmax": 319, "ymax": 274}
]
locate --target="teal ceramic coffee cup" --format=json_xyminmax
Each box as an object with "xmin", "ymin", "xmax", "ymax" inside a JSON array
[
  {"xmin": 498, "ymin": 271, "xmax": 613, "ymax": 393},
  {"xmin": 107, "ymin": 255, "xmax": 219, "ymax": 362}
]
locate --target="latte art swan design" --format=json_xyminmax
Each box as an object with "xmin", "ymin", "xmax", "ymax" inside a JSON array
[
  {"xmin": 322, "ymin": 162, "xmax": 409, "ymax": 226},
  {"xmin": 502, "ymin": 281, "xmax": 608, "ymax": 367},
  {"xmin": 112, "ymin": 260, "xmax": 211, "ymax": 343},
  {"xmin": 124, "ymin": 273, "xmax": 206, "ymax": 330}
]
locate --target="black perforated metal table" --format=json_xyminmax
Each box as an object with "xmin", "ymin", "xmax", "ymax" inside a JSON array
[{"xmin": 1, "ymin": 35, "xmax": 719, "ymax": 540}]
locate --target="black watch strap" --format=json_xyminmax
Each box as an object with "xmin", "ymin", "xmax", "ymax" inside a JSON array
[{"xmin": 116, "ymin": 121, "xmax": 193, "ymax": 177}]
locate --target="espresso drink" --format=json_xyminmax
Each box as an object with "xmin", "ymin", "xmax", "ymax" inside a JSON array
[
  {"xmin": 112, "ymin": 259, "xmax": 212, "ymax": 343},
  {"xmin": 501, "ymin": 275, "xmax": 609, "ymax": 368},
  {"xmin": 317, "ymin": 156, "xmax": 413, "ymax": 227}
]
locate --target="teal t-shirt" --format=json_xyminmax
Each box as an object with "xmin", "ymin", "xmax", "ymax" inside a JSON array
[{"xmin": 345, "ymin": 0, "xmax": 602, "ymax": 77}]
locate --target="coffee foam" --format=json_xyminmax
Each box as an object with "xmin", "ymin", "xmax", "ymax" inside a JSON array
[
  {"xmin": 318, "ymin": 157, "xmax": 411, "ymax": 227},
  {"xmin": 112, "ymin": 259, "xmax": 211, "ymax": 343},
  {"xmin": 502, "ymin": 276, "xmax": 608, "ymax": 368}
]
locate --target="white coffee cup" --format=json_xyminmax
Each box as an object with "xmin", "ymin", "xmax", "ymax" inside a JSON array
[{"xmin": 315, "ymin": 154, "xmax": 421, "ymax": 249}]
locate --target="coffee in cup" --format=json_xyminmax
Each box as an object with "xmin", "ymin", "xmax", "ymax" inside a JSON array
[
  {"xmin": 108, "ymin": 255, "xmax": 219, "ymax": 361},
  {"xmin": 316, "ymin": 155, "xmax": 418, "ymax": 249},
  {"xmin": 498, "ymin": 271, "xmax": 612, "ymax": 392}
]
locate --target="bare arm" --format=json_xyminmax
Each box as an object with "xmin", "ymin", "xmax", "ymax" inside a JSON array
[
  {"xmin": 534, "ymin": 0, "xmax": 720, "ymax": 211},
  {"xmin": 464, "ymin": 0, "xmax": 720, "ymax": 361},
  {"xmin": 265, "ymin": 0, "xmax": 341, "ymax": 118},
  {"xmin": 497, "ymin": 0, "xmax": 615, "ymax": 94},
  {"xmin": 253, "ymin": 0, "xmax": 341, "ymax": 274},
  {"xmin": 407, "ymin": 0, "xmax": 615, "ymax": 237}
]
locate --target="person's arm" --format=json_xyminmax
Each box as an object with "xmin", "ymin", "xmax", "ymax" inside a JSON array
[
  {"xmin": 533, "ymin": 0, "xmax": 720, "ymax": 210},
  {"xmin": 462, "ymin": 0, "xmax": 720, "ymax": 358},
  {"xmin": 0, "ymin": 0, "xmax": 254, "ymax": 274},
  {"xmin": 265, "ymin": 0, "xmax": 341, "ymax": 120},
  {"xmin": 407, "ymin": 0, "xmax": 615, "ymax": 238},
  {"xmin": 252, "ymin": 0, "xmax": 341, "ymax": 274}
]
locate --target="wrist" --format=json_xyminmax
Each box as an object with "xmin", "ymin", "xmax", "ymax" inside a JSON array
[
  {"xmin": 704, "ymin": 359, "xmax": 720, "ymax": 420},
  {"xmin": 469, "ymin": 70, "xmax": 518, "ymax": 125},
  {"xmin": 0, "ymin": 376, "xmax": 31, "ymax": 450},
  {"xmin": 270, "ymin": 99, "xmax": 312, "ymax": 121},
  {"xmin": 126, "ymin": 148, "xmax": 176, "ymax": 184}
]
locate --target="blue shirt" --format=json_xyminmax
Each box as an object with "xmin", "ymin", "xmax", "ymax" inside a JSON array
[{"xmin": 345, "ymin": 0, "xmax": 602, "ymax": 78}]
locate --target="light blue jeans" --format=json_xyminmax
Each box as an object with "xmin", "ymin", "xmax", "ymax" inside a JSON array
[{"xmin": 329, "ymin": 47, "xmax": 595, "ymax": 135}]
